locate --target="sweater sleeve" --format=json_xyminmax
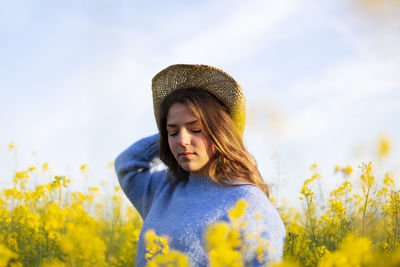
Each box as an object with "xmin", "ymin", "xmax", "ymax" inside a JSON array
[
  {"xmin": 241, "ymin": 191, "xmax": 286, "ymax": 266},
  {"xmin": 114, "ymin": 133, "xmax": 168, "ymax": 219}
]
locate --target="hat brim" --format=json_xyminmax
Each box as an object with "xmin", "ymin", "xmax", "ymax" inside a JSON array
[{"xmin": 152, "ymin": 64, "xmax": 246, "ymax": 136}]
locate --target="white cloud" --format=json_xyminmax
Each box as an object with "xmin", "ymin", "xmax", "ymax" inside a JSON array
[
  {"xmin": 169, "ymin": 0, "xmax": 297, "ymax": 63},
  {"xmin": 282, "ymin": 55, "xmax": 399, "ymax": 141}
]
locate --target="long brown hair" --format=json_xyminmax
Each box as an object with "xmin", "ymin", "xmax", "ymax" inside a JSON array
[{"xmin": 158, "ymin": 87, "xmax": 270, "ymax": 198}]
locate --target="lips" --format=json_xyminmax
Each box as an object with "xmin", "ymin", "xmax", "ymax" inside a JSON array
[{"xmin": 178, "ymin": 151, "xmax": 195, "ymax": 157}]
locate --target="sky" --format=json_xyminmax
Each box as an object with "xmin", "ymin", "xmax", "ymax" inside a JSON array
[{"xmin": 1, "ymin": 0, "xmax": 399, "ymax": 206}]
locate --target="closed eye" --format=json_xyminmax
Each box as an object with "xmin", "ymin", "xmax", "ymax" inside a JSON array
[{"xmin": 168, "ymin": 130, "xmax": 200, "ymax": 136}]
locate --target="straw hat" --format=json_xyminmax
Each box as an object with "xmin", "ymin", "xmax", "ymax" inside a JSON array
[{"xmin": 152, "ymin": 64, "xmax": 246, "ymax": 136}]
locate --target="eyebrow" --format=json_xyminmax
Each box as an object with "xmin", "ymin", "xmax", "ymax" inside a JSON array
[{"xmin": 167, "ymin": 120, "xmax": 199, "ymax": 128}]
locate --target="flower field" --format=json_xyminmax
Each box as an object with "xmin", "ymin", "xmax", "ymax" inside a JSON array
[{"xmin": 1, "ymin": 139, "xmax": 399, "ymax": 267}]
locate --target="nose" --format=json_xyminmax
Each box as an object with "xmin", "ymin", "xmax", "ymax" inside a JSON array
[{"xmin": 178, "ymin": 128, "xmax": 190, "ymax": 146}]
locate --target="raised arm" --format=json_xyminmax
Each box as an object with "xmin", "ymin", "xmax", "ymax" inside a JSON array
[{"xmin": 114, "ymin": 133, "xmax": 168, "ymax": 219}]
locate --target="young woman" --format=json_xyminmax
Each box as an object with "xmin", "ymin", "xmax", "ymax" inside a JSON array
[{"xmin": 115, "ymin": 64, "xmax": 285, "ymax": 267}]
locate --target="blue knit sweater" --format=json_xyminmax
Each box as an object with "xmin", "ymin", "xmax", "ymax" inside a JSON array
[{"xmin": 115, "ymin": 134, "xmax": 286, "ymax": 267}]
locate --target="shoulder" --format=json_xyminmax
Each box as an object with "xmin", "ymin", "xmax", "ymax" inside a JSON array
[
  {"xmin": 228, "ymin": 184, "xmax": 284, "ymax": 226},
  {"xmin": 227, "ymin": 183, "xmax": 269, "ymax": 206},
  {"xmin": 211, "ymin": 182, "xmax": 286, "ymax": 263},
  {"xmin": 235, "ymin": 185, "xmax": 286, "ymax": 261}
]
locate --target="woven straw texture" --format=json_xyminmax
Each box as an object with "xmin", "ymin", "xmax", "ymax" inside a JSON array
[{"xmin": 152, "ymin": 64, "xmax": 246, "ymax": 136}]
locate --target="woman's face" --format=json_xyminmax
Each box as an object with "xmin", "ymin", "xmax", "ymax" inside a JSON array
[{"xmin": 166, "ymin": 103, "xmax": 215, "ymax": 176}]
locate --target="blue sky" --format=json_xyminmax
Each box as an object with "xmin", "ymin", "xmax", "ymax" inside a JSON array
[{"xmin": 1, "ymin": 0, "xmax": 399, "ymax": 205}]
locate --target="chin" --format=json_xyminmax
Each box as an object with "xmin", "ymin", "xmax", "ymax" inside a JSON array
[
  {"xmin": 180, "ymin": 164, "xmax": 200, "ymax": 173},
  {"xmin": 182, "ymin": 166, "xmax": 198, "ymax": 173}
]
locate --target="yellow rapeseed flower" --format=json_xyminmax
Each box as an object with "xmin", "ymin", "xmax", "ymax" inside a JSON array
[
  {"xmin": 80, "ymin": 164, "xmax": 90, "ymax": 174},
  {"xmin": 378, "ymin": 135, "xmax": 391, "ymax": 159},
  {"xmin": 319, "ymin": 234, "xmax": 372, "ymax": 266},
  {"xmin": 147, "ymin": 250, "xmax": 190, "ymax": 267},
  {"xmin": 42, "ymin": 162, "xmax": 49, "ymax": 173},
  {"xmin": 8, "ymin": 142, "xmax": 19, "ymax": 151},
  {"xmin": 107, "ymin": 161, "xmax": 114, "ymax": 168},
  {"xmin": 269, "ymin": 261, "xmax": 300, "ymax": 267},
  {"xmin": 15, "ymin": 171, "xmax": 29, "ymax": 180},
  {"xmin": 341, "ymin": 165, "xmax": 353, "ymax": 177},
  {"xmin": 205, "ymin": 222, "xmax": 231, "ymax": 250},
  {"xmin": 144, "ymin": 229, "xmax": 169, "ymax": 259},
  {"xmin": 256, "ymin": 238, "xmax": 272, "ymax": 263},
  {"xmin": 383, "ymin": 172, "xmax": 395, "ymax": 188},
  {"xmin": 27, "ymin": 166, "xmax": 37, "ymax": 172},
  {"xmin": 310, "ymin": 163, "xmax": 318, "ymax": 171},
  {"xmin": 209, "ymin": 246, "xmax": 243, "ymax": 267},
  {"xmin": 40, "ymin": 259, "xmax": 67, "ymax": 267},
  {"xmin": 0, "ymin": 243, "xmax": 16, "ymax": 266},
  {"xmin": 228, "ymin": 199, "xmax": 248, "ymax": 222},
  {"xmin": 360, "ymin": 162, "xmax": 375, "ymax": 189},
  {"xmin": 334, "ymin": 165, "xmax": 340, "ymax": 173},
  {"xmin": 254, "ymin": 212, "xmax": 262, "ymax": 221}
]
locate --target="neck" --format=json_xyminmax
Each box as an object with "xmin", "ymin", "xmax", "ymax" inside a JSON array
[
  {"xmin": 189, "ymin": 169, "xmax": 210, "ymax": 176},
  {"xmin": 189, "ymin": 162, "xmax": 212, "ymax": 177}
]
